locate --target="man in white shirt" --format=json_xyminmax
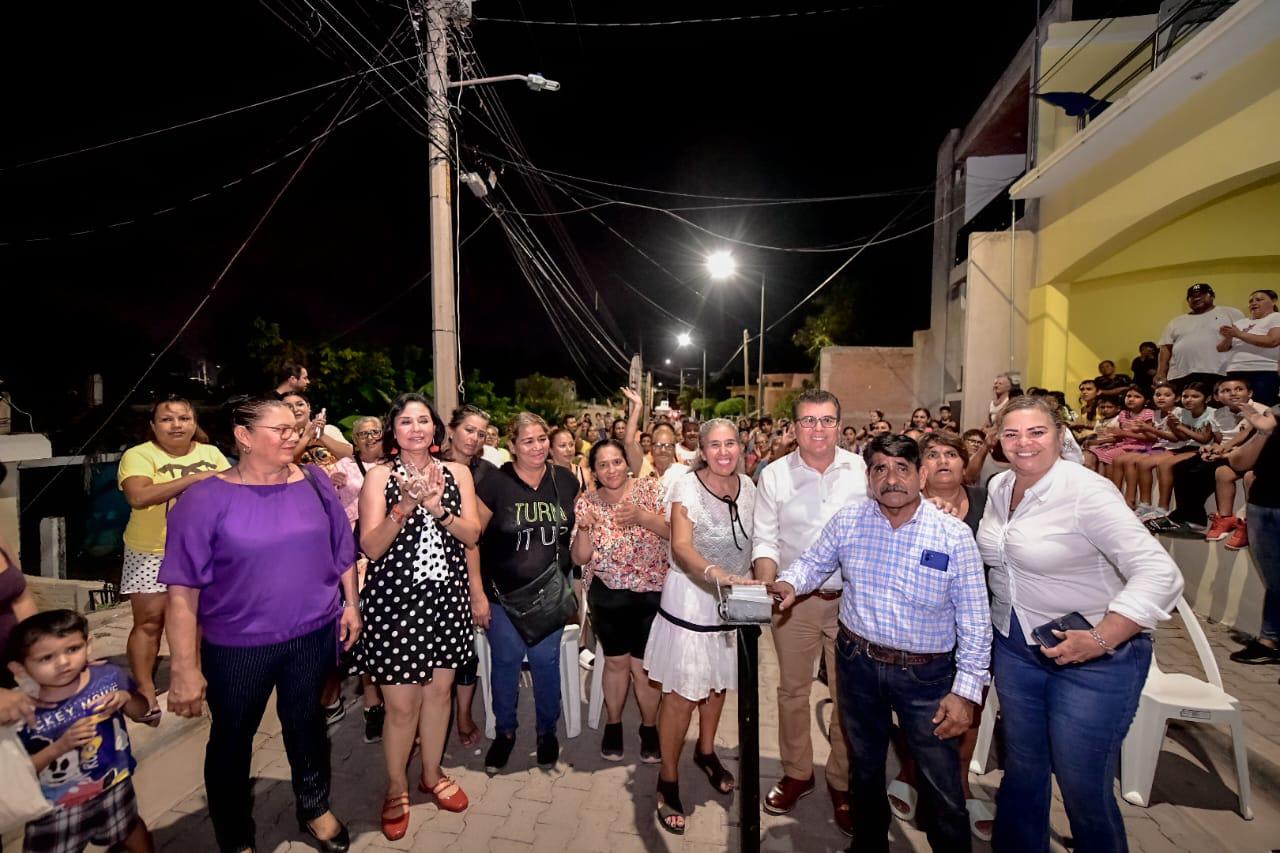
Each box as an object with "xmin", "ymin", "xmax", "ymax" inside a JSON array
[
  {"xmin": 1156, "ymin": 282, "xmax": 1244, "ymax": 392},
  {"xmin": 752, "ymin": 390, "xmax": 866, "ymax": 836}
]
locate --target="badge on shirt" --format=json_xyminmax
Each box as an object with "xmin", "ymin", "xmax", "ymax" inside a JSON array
[{"xmin": 919, "ymin": 550, "xmax": 949, "ymax": 572}]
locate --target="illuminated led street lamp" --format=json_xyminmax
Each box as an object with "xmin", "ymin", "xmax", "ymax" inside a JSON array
[
  {"xmin": 706, "ymin": 250, "xmax": 737, "ymax": 281},
  {"xmin": 676, "ymin": 332, "xmax": 693, "ymax": 347}
]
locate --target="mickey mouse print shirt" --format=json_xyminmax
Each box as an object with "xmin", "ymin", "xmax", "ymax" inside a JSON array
[{"xmin": 18, "ymin": 662, "xmax": 137, "ymax": 808}]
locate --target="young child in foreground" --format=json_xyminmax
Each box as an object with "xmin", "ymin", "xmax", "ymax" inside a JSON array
[{"xmin": 6, "ymin": 609, "xmax": 154, "ymax": 853}]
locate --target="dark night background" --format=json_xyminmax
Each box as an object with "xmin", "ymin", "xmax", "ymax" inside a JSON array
[{"xmin": 0, "ymin": 1, "xmax": 1148, "ymax": 448}]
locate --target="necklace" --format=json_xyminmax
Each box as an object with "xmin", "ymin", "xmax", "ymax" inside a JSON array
[{"xmin": 235, "ymin": 463, "xmax": 291, "ymax": 485}]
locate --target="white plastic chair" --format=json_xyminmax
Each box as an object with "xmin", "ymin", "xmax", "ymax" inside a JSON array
[
  {"xmin": 969, "ymin": 681, "xmax": 1000, "ymax": 775},
  {"xmin": 474, "ymin": 624, "xmax": 582, "ymax": 741},
  {"xmin": 587, "ymin": 640, "xmax": 606, "ymax": 729},
  {"xmin": 1120, "ymin": 597, "xmax": 1253, "ymax": 819}
]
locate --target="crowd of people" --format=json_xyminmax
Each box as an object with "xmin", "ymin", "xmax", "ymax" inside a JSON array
[{"xmin": 2, "ymin": 279, "xmax": 1277, "ymax": 853}]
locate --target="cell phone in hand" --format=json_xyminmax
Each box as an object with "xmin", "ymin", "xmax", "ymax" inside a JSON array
[
  {"xmin": 316, "ymin": 408, "xmax": 326, "ymax": 438},
  {"xmin": 1031, "ymin": 612, "xmax": 1093, "ymax": 648}
]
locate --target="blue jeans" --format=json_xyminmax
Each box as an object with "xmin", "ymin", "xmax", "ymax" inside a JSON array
[
  {"xmin": 991, "ymin": 612, "xmax": 1152, "ymax": 853},
  {"xmin": 486, "ymin": 600, "xmax": 563, "ymax": 736},
  {"xmin": 836, "ymin": 631, "xmax": 970, "ymax": 853},
  {"xmin": 1247, "ymin": 504, "xmax": 1280, "ymax": 642}
]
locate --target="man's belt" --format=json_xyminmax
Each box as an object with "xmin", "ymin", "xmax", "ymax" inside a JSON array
[
  {"xmin": 838, "ymin": 623, "xmax": 952, "ymax": 666},
  {"xmin": 798, "ymin": 590, "xmax": 841, "ymax": 602}
]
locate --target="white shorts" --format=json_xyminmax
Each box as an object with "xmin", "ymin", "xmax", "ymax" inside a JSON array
[{"xmin": 120, "ymin": 546, "xmax": 166, "ymax": 595}]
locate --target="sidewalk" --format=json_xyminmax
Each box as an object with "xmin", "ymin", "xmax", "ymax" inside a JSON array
[{"xmin": 37, "ymin": 606, "xmax": 1280, "ymax": 851}]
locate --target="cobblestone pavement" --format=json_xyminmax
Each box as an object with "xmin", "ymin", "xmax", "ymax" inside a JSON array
[{"xmin": 22, "ymin": 606, "xmax": 1280, "ymax": 852}]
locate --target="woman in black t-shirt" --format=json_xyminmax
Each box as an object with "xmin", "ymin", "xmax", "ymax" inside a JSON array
[{"xmin": 474, "ymin": 412, "xmax": 579, "ymax": 775}]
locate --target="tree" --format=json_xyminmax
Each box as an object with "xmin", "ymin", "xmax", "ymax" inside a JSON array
[
  {"xmin": 791, "ymin": 276, "xmax": 871, "ymax": 374},
  {"xmin": 514, "ymin": 374, "xmax": 578, "ymax": 424},
  {"xmin": 461, "ymin": 370, "xmax": 517, "ymax": 429},
  {"xmin": 714, "ymin": 397, "xmax": 746, "ymax": 418}
]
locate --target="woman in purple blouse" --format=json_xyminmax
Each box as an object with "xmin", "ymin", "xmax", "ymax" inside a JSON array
[{"xmin": 161, "ymin": 398, "xmax": 361, "ymax": 853}]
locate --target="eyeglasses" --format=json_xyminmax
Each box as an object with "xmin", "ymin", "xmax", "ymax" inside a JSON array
[
  {"xmin": 795, "ymin": 415, "xmax": 839, "ymax": 429},
  {"xmin": 652, "ymin": 443, "xmax": 676, "ymax": 451},
  {"xmin": 252, "ymin": 424, "xmax": 297, "ymax": 439},
  {"xmin": 355, "ymin": 429, "xmax": 383, "ymax": 440}
]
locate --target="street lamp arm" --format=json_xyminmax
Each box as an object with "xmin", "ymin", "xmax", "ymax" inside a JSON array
[{"xmin": 447, "ymin": 73, "xmax": 561, "ymax": 91}]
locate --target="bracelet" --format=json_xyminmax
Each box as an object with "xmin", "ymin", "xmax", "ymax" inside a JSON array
[
  {"xmin": 1088, "ymin": 628, "xmax": 1112, "ymax": 650},
  {"xmin": 341, "ymin": 602, "xmax": 357, "ymax": 609},
  {"xmin": 437, "ymin": 510, "xmax": 454, "ymax": 526},
  {"xmin": 390, "ymin": 505, "xmax": 408, "ymax": 525},
  {"xmin": 702, "ymin": 563, "xmax": 719, "ymax": 581}
]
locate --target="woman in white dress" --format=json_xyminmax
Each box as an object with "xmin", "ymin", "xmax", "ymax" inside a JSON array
[{"xmin": 644, "ymin": 418, "xmax": 757, "ymax": 835}]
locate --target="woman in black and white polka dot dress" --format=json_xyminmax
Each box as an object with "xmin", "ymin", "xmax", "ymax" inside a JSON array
[{"xmin": 356, "ymin": 394, "xmax": 482, "ymax": 833}]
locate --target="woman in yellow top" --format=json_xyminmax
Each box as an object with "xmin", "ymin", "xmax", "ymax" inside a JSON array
[{"xmin": 118, "ymin": 398, "xmax": 229, "ymax": 716}]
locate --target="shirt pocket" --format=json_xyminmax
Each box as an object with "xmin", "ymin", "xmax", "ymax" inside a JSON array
[{"xmin": 898, "ymin": 563, "xmax": 950, "ymax": 610}]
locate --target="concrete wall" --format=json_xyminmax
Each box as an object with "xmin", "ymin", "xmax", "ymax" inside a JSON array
[
  {"xmin": 819, "ymin": 346, "xmax": 916, "ymax": 430},
  {"xmin": 960, "ymin": 231, "xmax": 1035, "ymax": 428},
  {"xmin": 0, "ymin": 433, "xmax": 53, "ymax": 563}
]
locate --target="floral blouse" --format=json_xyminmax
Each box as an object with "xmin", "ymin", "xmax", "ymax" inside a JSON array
[{"xmin": 574, "ymin": 476, "xmax": 668, "ymax": 593}]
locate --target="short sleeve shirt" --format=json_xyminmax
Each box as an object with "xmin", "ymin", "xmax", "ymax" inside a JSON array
[
  {"xmin": 475, "ymin": 464, "xmax": 579, "ymax": 595},
  {"xmin": 117, "ymin": 442, "xmax": 230, "ymax": 554},
  {"xmin": 1158, "ymin": 307, "xmax": 1244, "ymax": 379},
  {"xmin": 1223, "ymin": 312, "xmax": 1280, "ymax": 373},
  {"xmin": 574, "ymin": 477, "xmax": 668, "ymax": 592},
  {"xmin": 19, "ymin": 663, "xmax": 137, "ymax": 808}
]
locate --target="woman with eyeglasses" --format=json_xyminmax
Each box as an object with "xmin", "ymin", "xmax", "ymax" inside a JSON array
[
  {"xmin": 356, "ymin": 394, "xmax": 481, "ymax": 838},
  {"xmin": 281, "ymin": 391, "xmax": 353, "ymax": 468},
  {"xmin": 162, "ymin": 398, "xmax": 361, "ymax": 853},
  {"xmin": 643, "ymin": 418, "xmax": 759, "ymax": 836},
  {"xmin": 117, "ymin": 397, "xmax": 229, "ymax": 721}
]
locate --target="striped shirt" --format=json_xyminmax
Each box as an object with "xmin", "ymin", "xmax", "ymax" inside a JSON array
[{"xmin": 779, "ymin": 499, "xmax": 991, "ymax": 702}]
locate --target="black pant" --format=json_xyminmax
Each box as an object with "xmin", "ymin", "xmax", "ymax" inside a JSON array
[
  {"xmin": 202, "ymin": 624, "xmax": 334, "ymax": 852},
  {"xmin": 1168, "ymin": 454, "xmax": 1228, "ymax": 526}
]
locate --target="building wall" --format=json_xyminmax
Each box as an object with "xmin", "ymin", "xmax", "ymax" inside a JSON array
[
  {"xmin": 960, "ymin": 231, "xmax": 1035, "ymax": 426},
  {"xmin": 819, "ymin": 347, "xmax": 916, "ymax": 430},
  {"xmin": 0, "ymin": 433, "xmax": 53, "ymax": 564}
]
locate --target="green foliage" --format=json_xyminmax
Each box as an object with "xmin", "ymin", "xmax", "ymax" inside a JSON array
[
  {"xmin": 461, "ymin": 370, "xmax": 517, "ymax": 428},
  {"xmin": 791, "ymin": 276, "xmax": 870, "ymax": 377},
  {"xmin": 690, "ymin": 397, "xmax": 718, "ymax": 419},
  {"xmin": 514, "ymin": 374, "xmax": 578, "ymax": 424},
  {"xmin": 714, "ymin": 397, "xmax": 746, "ymax": 417}
]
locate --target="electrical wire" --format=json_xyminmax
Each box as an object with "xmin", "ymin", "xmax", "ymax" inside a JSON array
[
  {"xmin": 473, "ymin": 6, "xmax": 883, "ymax": 27},
  {"xmin": 0, "ymin": 56, "xmax": 423, "ymax": 172},
  {"xmin": 21, "ymin": 81, "xmax": 366, "ymax": 515},
  {"xmin": 0, "ymin": 80, "xmax": 418, "ymax": 246}
]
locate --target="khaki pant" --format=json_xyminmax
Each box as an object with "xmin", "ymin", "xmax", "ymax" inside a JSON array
[{"xmin": 771, "ymin": 593, "xmax": 849, "ymax": 791}]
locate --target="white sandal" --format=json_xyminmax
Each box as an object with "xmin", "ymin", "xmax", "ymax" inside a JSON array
[
  {"xmin": 966, "ymin": 798, "xmax": 995, "ymax": 842},
  {"xmin": 886, "ymin": 779, "xmax": 917, "ymax": 822}
]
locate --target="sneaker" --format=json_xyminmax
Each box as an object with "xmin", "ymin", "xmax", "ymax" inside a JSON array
[
  {"xmin": 579, "ymin": 648, "xmax": 595, "ymax": 671},
  {"xmin": 1225, "ymin": 522, "xmax": 1249, "ymax": 551},
  {"xmin": 601, "ymin": 722, "xmax": 624, "ymax": 762},
  {"xmin": 485, "ymin": 733, "xmax": 516, "ymax": 775},
  {"xmin": 536, "ymin": 732, "xmax": 559, "ymax": 769},
  {"xmin": 363, "ymin": 704, "xmax": 385, "ymax": 743},
  {"xmin": 323, "ymin": 698, "xmax": 346, "ymax": 728},
  {"xmin": 1229, "ymin": 639, "xmax": 1280, "ymax": 665},
  {"xmin": 1150, "ymin": 517, "xmax": 1196, "ymax": 537},
  {"xmin": 639, "ymin": 724, "xmax": 661, "ymax": 765},
  {"xmin": 1205, "ymin": 513, "xmax": 1238, "ymax": 542}
]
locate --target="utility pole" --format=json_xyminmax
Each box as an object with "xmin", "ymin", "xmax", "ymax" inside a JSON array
[
  {"xmin": 425, "ymin": 0, "xmax": 458, "ymax": 418},
  {"xmin": 757, "ymin": 273, "xmax": 766, "ymax": 419},
  {"xmin": 741, "ymin": 329, "xmax": 751, "ymax": 416}
]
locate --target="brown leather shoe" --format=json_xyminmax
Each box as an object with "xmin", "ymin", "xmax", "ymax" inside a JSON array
[
  {"xmin": 763, "ymin": 774, "xmax": 815, "ymax": 814},
  {"xmin": 829, "ymin": 784, "xmax": 853, "ymax": 837}
]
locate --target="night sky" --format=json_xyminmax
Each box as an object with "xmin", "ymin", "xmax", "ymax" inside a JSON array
[{"xmin": 2, "ymin": 1, "xmax": 1060, "ymax": 438}]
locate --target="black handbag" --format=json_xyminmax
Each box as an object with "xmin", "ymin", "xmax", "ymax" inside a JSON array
[{"xmin": 492, "ymin": 464, "xmax": 576, "ymax": 646}]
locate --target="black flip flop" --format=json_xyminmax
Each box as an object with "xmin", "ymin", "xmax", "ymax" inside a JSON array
[{"xmin": 692, "ymin": 750, "xmax": 735, "ymax": 795}]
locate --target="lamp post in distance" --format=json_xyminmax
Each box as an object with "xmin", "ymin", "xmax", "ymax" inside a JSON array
[
  {"xmin": 676, "ymin": 331, "xmax": 707, "ymax": 418},
  {"xmin": 705, "ymin": 250, "xmax": 765, "ymax": 418}
]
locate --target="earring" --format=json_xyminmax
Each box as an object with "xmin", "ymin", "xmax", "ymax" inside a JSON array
[{"xmin": 239, "ymin": 445, "xmax": 251, "ymax": 455}]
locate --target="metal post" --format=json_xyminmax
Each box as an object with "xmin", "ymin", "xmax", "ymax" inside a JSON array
[
  {"xmin": 702, "ymin": 348, "xmax": 707, "ymax": 409},
  {"xmin": 741, "ymin": 329, "xmax": 752, "ymax": 416},
  {"xmin": 737, "ymin": 625, "xmax": 761, "ymax": 853},
  {"xmin": 426, "ymin": 1, "xmax": 458, "ymax": 417},
  {"xmin": 757, "ymin": 272, "xmax": 766, "ymax": 419}
]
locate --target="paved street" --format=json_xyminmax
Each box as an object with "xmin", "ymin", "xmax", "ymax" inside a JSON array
[{"xmin": 8, "ymin": 606, "xmax": 1279, "ymax": 853}]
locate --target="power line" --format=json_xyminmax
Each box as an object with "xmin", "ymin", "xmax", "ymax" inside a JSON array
[
  {"xmin": 22, "ymin": 82, "xmax": 365, "ymax": 515},
  {"xmin": 0, "ymin": 56, "xmax": 423, "ymax": 172},
  {"xmin": 473, "ymin": 5, "xmax": 883, "ymax": 27}
]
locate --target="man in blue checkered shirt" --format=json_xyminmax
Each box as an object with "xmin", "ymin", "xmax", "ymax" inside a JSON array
[{"xmin": 769, "ymin": 433, "xmax": 991, "ymax": 852}]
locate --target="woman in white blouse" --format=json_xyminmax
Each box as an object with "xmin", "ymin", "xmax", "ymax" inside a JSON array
[{"xmin": 976, "ymin": 396, "xmax": 1183, "ymax": 853}]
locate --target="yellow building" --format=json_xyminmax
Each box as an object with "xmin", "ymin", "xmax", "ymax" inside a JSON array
[{"xmin": 1013, "ymin": 0, "xmax": 1280, "ymax": 393}]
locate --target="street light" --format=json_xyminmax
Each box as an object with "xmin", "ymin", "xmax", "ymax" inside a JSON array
[
  {"xmin": 676, "ymin": 332, "xmax": 707, "ymax": 415},
  {"xmin": 706, "ymin": 250, "xmax": 766, "ymax": 418}
]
